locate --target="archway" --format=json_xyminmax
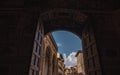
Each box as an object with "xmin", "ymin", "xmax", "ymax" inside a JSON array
[{"xmin": 29, "ymin": 9, "xmax": 102, "ymax": 75}]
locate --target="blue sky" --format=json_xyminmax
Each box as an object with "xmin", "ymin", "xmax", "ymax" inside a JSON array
[
  {"xmin": 52, "ymin": 31, "xmax": 82, "ymax": 56},
  {"xmin": 52, "ymin": 31, "xmax": 82, "ymax": 68}
]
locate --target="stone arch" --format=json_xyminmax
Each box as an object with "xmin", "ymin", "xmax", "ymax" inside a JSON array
[
  {"xmin": 49, "ymin": 30, "xmax": 82, "ymax": 40},
  {"xmin": 40, "ymin": 8, "xmax": 87, "ymax": 22},
  {"xmin": 36, "ymin": 8, "xmax": 102, "ymax": 75},
  {"xmin": 38, "ymin": 8, "xmax": 88, "ymax": 36}
]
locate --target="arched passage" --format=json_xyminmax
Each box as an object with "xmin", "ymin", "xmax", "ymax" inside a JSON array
[
  {"xmin": 29, "ymin": 9, "xmax": 102, "ymax": 75},
  {"xmin": 39, "ymin": 8, "xmax": 88, "ymax": 36}
]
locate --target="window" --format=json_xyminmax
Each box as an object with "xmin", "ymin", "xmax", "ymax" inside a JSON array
[
  {"xmin": 32, "ymin": 70, "xmax": 34, "ymax": 75},
  {"xmin": 92, "ymin": 57, "xmax": 95, "ymax": 67},
  {"xmin": 95, "ymin": 71, "xmax": 101, "ymax": 75},
  {"xmin": 46, "ymin": 47, "xmax": 51, "ymax": 57},
  {"xmin": 35, "ymin": 32, "xmax": 38, "ymax": 40},
  {"xmin": 85, "ymin": 49, "xmax": 88, "ymax": 57},
  {"xmin": 37, "ymin": 58, "xmax": 40, "ymax": 67},
  {"xmin": 95, "ymin": 71, "xmax": 97, "ymax": 75},
  {"xmin": 88, "ymin": 31, "xmax": 94, "ymax": 42},
  {"xmin": 39, "ymin": 25, "xmax": 41, "ymax": 31},
  {"xmin": 94, "ymin": 56, "xmax": 99, "ymax": 67},
  {"xmin": 87, "ymin": 60, "xmax": 90, "ymax": 68},
  {"xmin": 36, "ymin": 71, "xmax": 39, "ymax": 75},
  {"xmin": 37, "ymin": 45, "xmax": 39, "ymax": 53},
  {"xmin": 38, "ymin": 46, "xmax": 41, "ymax": 55},
  {"xmin": 52, "ymin": 56, "xmax": 56, "ymax": 74},
  {"xmin": 46, "ymin": 47, "xmax": 51, "ymax": 75},
  {"xmin": 31, "ymin": 54, "xmax": 35, "ymax": 65},
  {"xmin": 89, "ymin": 59, "xmax": 93, "ymax": 68},
  {"xmin": 90, "ymin": 45, "xmax": 93, "ymax": 55},
  {"xmin": 33, "ymin": 42, "xmax": 36, "ymax": 51},
  {"xmin": 37, "ymin": 32, "xmax": 40, "ymax": 40},
  {"xmin": 34, "ymin": 55, "xmax": 36, "ymax": 65},
  {"xmin": 83, "ymin": 39, "xmax": 87, "ymax": 48},
  {"xmin": 92, "ymin": 44, "xmax": 96, "ymax": 53},
  {"xmin": 35, "ymin": 43, "xmax": 38, "ymax": 52},
  {"xmin": 89, "ymin": 35, "xmax": 91, "ymax": 43},
  {"xmin": 88, "ymin": 48, "xmax": 91, "ymax": 56},
  {"xmin": 40, "ymin": 37, "xmax": 42, "ymax": 44},
  {"xmin": 84, "ymin": 29, "xmax": 89, "ymax": 36},
  {"xmin": 89, "ymin": 72, "xmax": 92, "ymax": 75},
  {"xmin": 34, "ymin": 71, "xmax": 36, "ymax": 75}
]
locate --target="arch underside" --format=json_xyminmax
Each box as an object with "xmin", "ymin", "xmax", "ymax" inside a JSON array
[{"xmin": 39, "ymin": 9, "xmax": 88, "ymax": 37}]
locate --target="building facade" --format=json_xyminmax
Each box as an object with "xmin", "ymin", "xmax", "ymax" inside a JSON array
[
  {"xmin": 57, "ymin": 53, "xmax": 65, "ymax": 75},
  {"xmin": 40, "ymin": 33, "xmax": 58, "ymax": 75},
  {"xmin": 75, "ymin": 51, "xmax": 85, "ymax": 75},
  {"xmin": 82, "ymin": 27, "xmax": 102, "ymax": 75},
  {"xmin": 64, "ymin": 68, "xmax": 72, "ymax": 75},
  {"xmin": 29, "ymin": 23, "xmax": 44, "ymax": 75},
  {"xmin": 71, "ymin": 66, "xmax": 78, "ymax": 75}
]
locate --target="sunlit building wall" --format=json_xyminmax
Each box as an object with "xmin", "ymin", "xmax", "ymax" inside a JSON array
[
  {"xmin": 71, "ymin": 66, "xmax": 78, "ymax": 75},
  {"xmin": 64, "ymin": 68, "xmax": 71, "ymax": 75},
  {"xmin": 40, "ymin": 33, "xmax": 58, "ymax": 75},
  {"xmin": 57, "ymin": 53, "xmax": 65, "ymax": 75},
  {"xmin": 75, "ymin": 51, "xmax": 85, "ymax": 75}
]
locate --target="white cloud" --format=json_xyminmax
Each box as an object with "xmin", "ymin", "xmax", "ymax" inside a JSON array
[
  {"xmin": 57, "ymin": 43, "xmax": 62, "ymax": 47},
  {"xmin": 63, "ymin": 52, "xmax": 77, "ymax": 68}
]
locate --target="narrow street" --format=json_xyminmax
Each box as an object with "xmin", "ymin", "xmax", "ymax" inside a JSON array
[{"xmin": 37, "ymin": 32, "xmax": 85, "ymax": 75}]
